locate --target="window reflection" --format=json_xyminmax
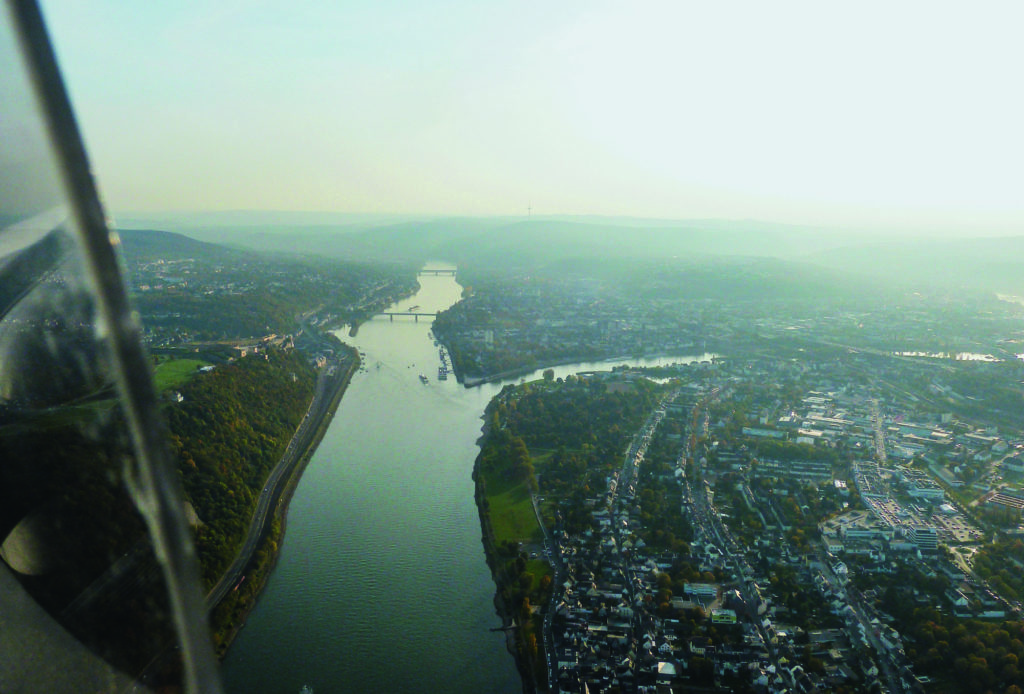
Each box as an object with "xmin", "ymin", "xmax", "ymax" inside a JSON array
[{"xmin": 1, "ymin": 3, "xmax": 218, "ymax": 691}]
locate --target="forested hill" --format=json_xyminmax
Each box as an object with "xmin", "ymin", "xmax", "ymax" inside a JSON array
[
  {"xmin": 116, "ymin": 227, "xmax": 419, "ymax": 341},
  {"xmin": 807, "ymin": 234, "xmax": 1024, "ymax": 295},
  {"xmin": 118, "ymin": 228, "xmax": 251, "ymax": 263},
  {"xmin": 165, "ymin": 349, "xmax": 316, "ymax": 587},
  {"xmin": 163, "ymin": 217, "xmax": 855, "ymax": 267}
]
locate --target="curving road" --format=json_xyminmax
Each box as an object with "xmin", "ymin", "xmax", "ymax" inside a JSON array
[{"xmin": 205, "ymin": 351, "xmax": 357, "ymax": 611}]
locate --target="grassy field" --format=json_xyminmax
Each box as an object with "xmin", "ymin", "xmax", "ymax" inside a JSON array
[
  {"xmin": 524, "ymin": 559, "xmax": 552, "ymax": 590},
  {"xmin": 487, "ymin": 477, "xmax": 542, "ymax": 545},
  {"xmin": 152, "ymin": 358, "xmax": 210, "ymax": 392}
]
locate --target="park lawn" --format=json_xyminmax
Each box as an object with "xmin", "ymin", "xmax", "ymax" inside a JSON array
[
  {"xmin": 153, "ymin": 358, "xmax": 210, "ymax": 392},
  {"xmin": 525, "ymin": 559, "xmax": 552, "ymax": 590},
  {"xmin": 487, "ymin": 477, "xmax": 542, "ymax": 546}
]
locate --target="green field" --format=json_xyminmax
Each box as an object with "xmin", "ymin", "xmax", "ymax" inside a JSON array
[
  {"xmin": 152, "ymin": 358, "xmax": 210, "ymax": 392},
  {"xmin": 524, "ymin": 559, "xmax": 552, "ymax": 590},
  {"xmin": 486, "ymin": 476, "xmax": 542, "ymax": 545}
]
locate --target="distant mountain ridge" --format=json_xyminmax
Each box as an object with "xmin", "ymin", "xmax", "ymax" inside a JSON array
[
  {"xmin": 132, "ymin": 216, "xmax": 858, "ymax": 262},
  {"xmin": 805, "ymin": 235, "xmax": 1024, "ymax": 295},
  {"xmin": 117, "ymin": 228, "xmax": 251, "ymax": 263},
  {"xmin": 115, "ymin": 217, "xmax": 1024, "ymax": 296}
]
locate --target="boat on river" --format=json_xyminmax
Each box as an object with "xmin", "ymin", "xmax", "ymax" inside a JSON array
[{"xmin": 419, "ymin": 374, "xmax": 429, "ymax": 384}]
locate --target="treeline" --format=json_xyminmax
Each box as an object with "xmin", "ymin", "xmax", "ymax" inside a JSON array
[
  {"xmin": 495, "ymin": 376, "xmax": 663, "ymax": 533},
  {"xmin": 973, "ymin": 539, "xmax": 1024, "ymax": 603},
  {"xmin": 633, "ymin": 417, "xmax": 692, "ymax": 554},
  {"xmin": 494, "ymin": 547, "xmax": 551, "ymax": 686},
  {"xmin": 907, "ymin": 613, "xmax": 1024, "ymax": 692},
  {"xmin": 478, "ymin": 429, "xmax": 537, "ymax": 494},
  {"xmin": 475, "ymin": 417, "xmax": 548, "ymax": 689},
  {"xmin": 944, "ymin": 364, "xmax": 1024, "ymax": 431},
  {"xmin": 498, "ymin": 376, "xmax": 661, "ymax": 460},
  {"xmin": 749, "ymin": 438, "xmax": 838, "ymax": 464},
  {"xmin": 165, "ymin": 349, "xmax": 316, "ymax": 586},
  {"xmin": 865, "ymin": 561, "xmax": 1024, "ymax": 693}
]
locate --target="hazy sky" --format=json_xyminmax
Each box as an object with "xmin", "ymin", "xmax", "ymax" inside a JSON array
[{"xmin": 38, "ymin": 0, "xmax": 1024, "ymax": 231}]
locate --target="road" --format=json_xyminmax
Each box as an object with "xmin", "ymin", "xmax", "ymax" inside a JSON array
[
  {"xmin": 679, "ymin": 387, "xmax": 786, "ymax": 682},
  {"xmin": 535, "ymin": 392, "xmax": 674, "ymax": 693},
  {"xmin": 530, "ymin": 491, "xmax": 561, "ymax": 692},
  {"xmin": 205, "ymin": 351, "xmax": 356, "ymax": 610},
  {"xmin": 841, "ymin": 578, "xmax": 906, "ymax": 693}
]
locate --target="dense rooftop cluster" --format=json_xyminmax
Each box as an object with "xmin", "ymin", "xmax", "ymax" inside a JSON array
[
  {"xmin": 492, "ymin": 345, "xmax": 1024, "ymax": 692},
  {"xmin": 433, "ymin": 267, "xmax": 1024, "ymax": 391}
]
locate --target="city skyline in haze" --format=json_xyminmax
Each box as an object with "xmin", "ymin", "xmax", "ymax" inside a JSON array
[{"xmin": 39, "ymin": 0, "xmax": 1024, "ymax": 234}]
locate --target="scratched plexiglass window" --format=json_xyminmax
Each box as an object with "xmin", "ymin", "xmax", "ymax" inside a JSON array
[{"xmin": 0, "ymin": 8, "xmax": 213, "ymax": 693}]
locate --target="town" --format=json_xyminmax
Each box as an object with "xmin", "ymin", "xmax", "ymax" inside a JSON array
[
  {"xmin": 120, "ymin": 228, "xmax": 417, "ymax": 349},
  {"xmin": 74, "ymin": 229, "xmax": 1024, "ymax": 691},
  {"xmin": 432, "ymin": 262, "xmax": 1023, "ymax": 393},
  {"xmin": 480, "ymin": 340, "xmax": 1024, "ymax": 693}
]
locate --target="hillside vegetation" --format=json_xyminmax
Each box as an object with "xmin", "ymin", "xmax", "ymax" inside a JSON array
[{"xmin": 166, "ymin": 349, "xmax": 315, "ymax": 586}]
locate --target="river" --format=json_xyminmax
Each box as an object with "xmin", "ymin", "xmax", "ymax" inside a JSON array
[{"xmin": 221, "ymin": 269, "xmax": 715, "ymax": 693}]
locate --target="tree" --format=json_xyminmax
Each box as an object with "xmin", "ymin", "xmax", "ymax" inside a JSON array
[{"xmin": 542, "ymin": 368, "xmax": 554, "ymax": 382}]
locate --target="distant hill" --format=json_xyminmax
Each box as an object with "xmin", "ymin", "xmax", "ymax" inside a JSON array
[
  {"xmin": 161, "ymin": 216, "xmax": 864, "ymax": 266},
  {"xmin": 122, "ymin": 216, "xmax": 868, "ymax": 263},
  {"xmin": 115, "ymin": 217, "xmax": 1024, "ymax": 297},
  {"xmin": 624, "ymin": 254, "xmax": 879, "ymax": 304},
  {"xmin": 117, "ymin": 228, "xmax": 251, "ymax": 264},
  {"xmin": 806, "ymin": 235, "xmax": 1024, "ymax": 295}
]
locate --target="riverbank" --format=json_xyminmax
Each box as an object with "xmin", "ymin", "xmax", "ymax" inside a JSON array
[
  {"xmin": 473, "ymin": 410, "xmax": 536, "ymax": 694},
  {"xmin": 457, "ymin": 350, "xmax": 714, "ymax": 388},
  {"xmin": 473, "ymin": 395, "xmax": 551, "ymax": 694},
  {"xmin": 209, "ymin": 345, "xmax": 361, "ymax": 657},
  {"xmin": 447, "ymin": 344, "xmax": 608, "ymax": 388},
  {"xmin": 221, "ymin": 268, "xmax": 524, "ymax": 693}
]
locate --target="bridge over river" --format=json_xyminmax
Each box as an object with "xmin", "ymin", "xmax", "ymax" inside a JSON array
[{"xmin": 376, "ymin": 311, "xmax": 438, "ymax": 322}]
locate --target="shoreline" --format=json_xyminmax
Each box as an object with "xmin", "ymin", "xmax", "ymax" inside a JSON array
[
  {"xmin": 459, "ymin": 354, "xmax": 600, "ymax": 388},
  {"xmin": 457, "ymin": 350, "xmax": 714, "ymax": 388},
  {"xmin": 211, "ymin": 343, "xmax": 361, "ymax": 658},
  {"xmin": 472, "ymin": 400, "xmax": 539, "ymax": 694}
]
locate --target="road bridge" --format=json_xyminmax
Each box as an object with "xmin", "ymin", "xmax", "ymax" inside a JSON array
[
  {"xmin": 377, "ymin": 311, "xmax": 438, "ymax": 322},
  {"xmin": 418, "ymin": 269, "xmax": 456, "ymax": 276}
]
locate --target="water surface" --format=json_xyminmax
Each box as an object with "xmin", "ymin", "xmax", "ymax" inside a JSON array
[{"xmin": 222, "ymin": 271, "xmax": 713, "ymax": 693}]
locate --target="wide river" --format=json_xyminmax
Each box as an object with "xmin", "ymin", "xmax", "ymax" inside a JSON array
[{"xmin": 221, "ymin": 269, "xmax": 715, "ymax": 693}]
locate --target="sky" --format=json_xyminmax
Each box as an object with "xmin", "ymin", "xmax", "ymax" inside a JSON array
[{"xmin": 37, "ymin": 0, "xmax": 1024, "ymax": 232}]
